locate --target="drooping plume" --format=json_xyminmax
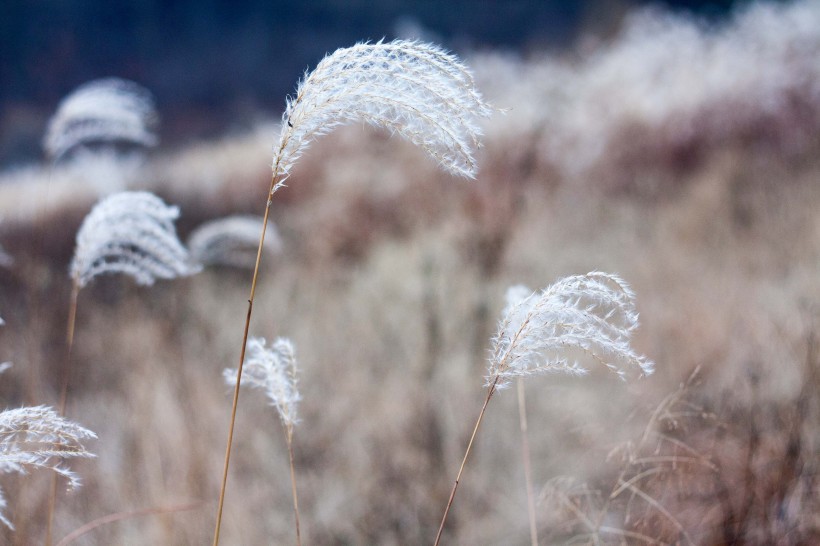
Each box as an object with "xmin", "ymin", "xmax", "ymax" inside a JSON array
[
  {"xmin": 71, "ymin": 191, "xmax": 199, "ymax": 288},
  {"xmin": 44, "ymin": 78, "xmax": 158, "ymax": 160},
  {"xmin": 223, "ymin": 337, "xmax": 300, "ymax": 429},
  {"xmin": 489, "ymin": 272, "xmax": 654, "ymax": 388},
  {"xmin": 272, "ymin": 39, "xmax": 493, "ymax": 186},
  {"xmin": 188, "ymin": 215, "xmax": 283, "ymax": 269},
  {"xmin": 0, "ymin": 405, "xmax": 96, "ymax": 529}
]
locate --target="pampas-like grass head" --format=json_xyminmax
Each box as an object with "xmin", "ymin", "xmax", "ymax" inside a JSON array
[
  {"xmin": 70, "ymin": 191, "xmax": 199, "ymax": 288},
  {"xmin": 272, "ymin": 39, "xmax": 493, "ymax": 187},
  {"xmin": 223, "ymin": 337, "xmax": 300, "ymax": 429},
  {"xmin": 44, "ymin": 78, "xmax": 158, "ymax": 161},
  {"xmin": 188, "ymin": 215, "xmax": 283, "ymax": 269},
  {"xmin": 489, "ymin": 272, "xmax": 654, "ymax": 388},
  {"xmin": 0, "ymin": 405, "xmax": 96, "ymax": 529}
]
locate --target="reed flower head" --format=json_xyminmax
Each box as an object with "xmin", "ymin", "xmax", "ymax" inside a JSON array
[
  {"xmin": 70, "ymin": 191, "xmax": 199, "ymax": 288},
  {"xmin": 44, "ymin": 78, "xmax": 158, "ymax": 161},
  {"xmin": 224, "ymin": 337, "xmax": 300, "ymax": 429},
  {"xmin": 0, "ymin": 405, "xmax": 96, "ymax": 529},
  {"xmin": 188, "ymin": 215, "xmax": 283, "ymax": 269},
  {"xmin": 489, "ymin": 272, "xmax": 654, "ymax": 389},
  {"xmin": 272, "ymin": 39, "xmax": 493, "ymax": 187}
]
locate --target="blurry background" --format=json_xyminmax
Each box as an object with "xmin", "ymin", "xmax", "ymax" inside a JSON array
[{"xmin": 2, "ymin": 0, "xmax": 750, "ymax": 167}]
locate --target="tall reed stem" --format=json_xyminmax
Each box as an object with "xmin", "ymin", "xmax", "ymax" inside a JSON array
[
  {"xmin": 517, "ymin": 377, "xmax": 538, "ymax": 546},
  {"xmin": 45, "ymin": 280, "xmax": 81, "ymax": 546},
  {"xmin": 434, "ymin": 376, "xmax": 499, "ymax": 546},
  {"xmin": 212, "ymin": 174, "xmax": 279, "ymax": 546},
  {"xmin": 285, "ymin": 427, "xmax": 302, "ymax": 546}
]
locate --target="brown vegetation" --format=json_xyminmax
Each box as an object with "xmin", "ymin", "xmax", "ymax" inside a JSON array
[{"xmin": 0, "ymin": 3, "xmax": 819, "ymax": 543}]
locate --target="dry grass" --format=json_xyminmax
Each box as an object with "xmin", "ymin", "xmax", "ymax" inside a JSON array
[{"xmin": 0, "ymin": 3, "xmax": 819, "ymax": 543}]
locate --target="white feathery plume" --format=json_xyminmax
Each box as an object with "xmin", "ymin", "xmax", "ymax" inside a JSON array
[
  {"xmin": 71, "ymin": 191, "xmax": 199, "ymax": 288},
  {"xmin": 188, "ymin": 215, "xmax": 283, "ymax": 269},
  {"xmin": 272, "ymin": 39, "xmax": 493, "ymax": 187},
  {"xmin": 223, "ymin": 337, "xmax": 300, "ymax": 429},
  {"xmin": 489, "ymin": 272, "xmax": 654, "ymax": 389},
  {"xmin": 0, "ymin": 405, "xmax": 96, "ymax": 529},
  {"xmin": 44, "ymin": 78, "xmax": 158, "ymax": 160}
]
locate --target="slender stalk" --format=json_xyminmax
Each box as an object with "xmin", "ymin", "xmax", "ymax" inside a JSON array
[
  {"xmin": 285, "ymin": 427, "xmax": 302, "ymax": 546},
  {"xmin": 45, "ymin": 280, "xmax": 81, "ymax": 546},
  {"xmin": 434, "ymin": 376, "xmax": 499, "ymax": 546},
  {"xmin": 212, "ymin": 174, "xmax": 279, "ymax": 546},
  {"xmin": 517, "ymin": 378, "xmax": 538, "ymax": 546}
]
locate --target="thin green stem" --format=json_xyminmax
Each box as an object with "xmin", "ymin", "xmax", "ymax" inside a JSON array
[
  {"xmin": 212, "ymin": 174, "xmax": 279, "ymax": 546},
  {"xmin": 434, "ymin": 376, "xmax": 499, "ymax": 546}
]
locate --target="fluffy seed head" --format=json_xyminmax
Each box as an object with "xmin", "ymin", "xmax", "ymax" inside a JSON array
[
  {"xmin": 272, "ymin": 39, "xmax": 493, "ymax": 187},
  {"xmin": 0, "ymin": 405, "xmax": 96, "ymax": 529},
  {"xmin": 44, "ymin": 78, "xmax": 158, "ymax": 160},
  {"xmin": 71, "ymin": 191, "xmax": 199, "ymax": 288},
  {"xmin": 188, "ymin": 215, "xmax": 282, "ymax": 269},
  {"xmin": 224, "ymin": 337, "xmax": 300, "ymax": 429},
  {"xmin": 489, "ymin": 272, "xmax": 654, "ymax": 389}
]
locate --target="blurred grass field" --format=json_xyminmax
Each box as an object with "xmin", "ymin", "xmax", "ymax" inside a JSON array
[{"xmin": 0, "ymin": 2, "xmax": 819, "ymax": 544}]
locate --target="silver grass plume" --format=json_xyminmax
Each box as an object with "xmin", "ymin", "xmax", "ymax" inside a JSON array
[
  {"xmin": 188, "ymin": 215, "xmax": 283, "ymax": 269},
  {"xmin": 272, "ymin": 39, "xmax": 493, "ymax": 187},
  {"xmin": 71, "ymin": 191, "xmax": 199, "ymax": 288},
  {"xmin": 0, "ymin": 405, "xmax": 96, "ymax": 529},
  {"xmin": 489, "ymin": 272, "xmax": 654, "ymax": 389},
  {"xmin": 44, "ymin": 78, "xmax": 158, "ymax": 160},
  {"xmin": 223, "ymin": 337, "xmax": 300, "ymax": 429}
]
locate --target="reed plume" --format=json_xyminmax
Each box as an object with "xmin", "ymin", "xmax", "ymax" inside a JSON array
[
  {"xmin": 435, "ymin": 272, "xmax": 653, "ymax": 545},
  {"xmin": 43, "ymin": 78, "xmax": 158, "ymax": 161},
  {"xmin": 223, "ymin": 337, "xmax": 302, "ymax": 544},
  {"xmin": 71, "ymin": 191, "xmax": 198, "ymax": 288},
  {"xmin": 47, "ymin": 190, "xmax": 195, "ymax": 544},
  {"xmin": 189, "ymin": 215, "xmax": 282, "ymax": 269},
  {"xmin": 272, "ymin": 39, "xmax": 492, "ymax": 188},
  {"xmin": 0, "ymin": 404, "xmax": 96, "ymax": 530},
  {"xmin": 214, "ymin": 39, "xmax": 491, "ymax": 544}
]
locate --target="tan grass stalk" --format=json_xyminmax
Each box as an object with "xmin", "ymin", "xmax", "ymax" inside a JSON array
[
  {"xmin": 45, "ymin": 280, "xmax": 80, "ymax": 546},
  {"xmin": 517, "ymin": 377, "xmax": 538, "ymax": 546},
  {"xmin": 285, "ymin": 427, "xmax": 301, "ymax": 546},
  {"xmin": 434, "ymin": 377, "xmax": 499, "ymax": 546},
  {"xmin": 212, "ymin": 173, "xmax": 278, "ymax": 546}
]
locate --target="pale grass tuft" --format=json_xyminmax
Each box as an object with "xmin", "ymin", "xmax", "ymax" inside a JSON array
[
  {"xmin": 0, "ymin": 405, "xmax": 96, "ymax": 529},
  {"xmin": 489, "ymin": 272, "xmax": 654, "ymax": 388},
  {"xmin": 223, "ymin": 337, "xmax": 300, "ymax": 428},
  {"xmin": 44, "ymin": 78, "xmax": 158, "ymax": 161},
  {"xmin": 272, "ymin": 39, "xmax": 493, "ymax": 186},
  {"xmin": 70, "ymin": 191, "xmax": 199, "ymax": 288},
  {"xmin": 188, "ymin": 215, "xmax": 282, "ymax": 269}
]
